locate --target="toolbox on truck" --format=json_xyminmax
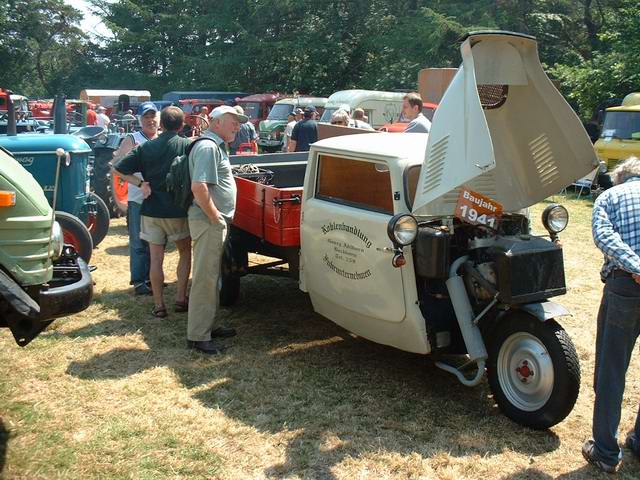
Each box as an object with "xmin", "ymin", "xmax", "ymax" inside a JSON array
[{"xmin": 233, "ymin": 175, "xmax": 302, "ymax": 248}]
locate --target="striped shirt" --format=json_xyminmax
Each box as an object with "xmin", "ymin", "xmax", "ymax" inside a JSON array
[{"xmin": 592, "ymin": 176, "xmax": 640, "ymax": 280}]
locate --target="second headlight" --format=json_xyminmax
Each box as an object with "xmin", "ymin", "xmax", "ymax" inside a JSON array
[{"xmin": 542, "ymin": 204, "xmax": 569, "ymax": 234}]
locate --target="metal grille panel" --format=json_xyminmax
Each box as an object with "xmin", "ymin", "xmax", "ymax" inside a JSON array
[
  {"xmin": 530, "ymin": 134, "xmax": 559, "ymax": 186},
  {"xmin": 421, "ymin": 135, "xmax": 449, "ymax": 194}
]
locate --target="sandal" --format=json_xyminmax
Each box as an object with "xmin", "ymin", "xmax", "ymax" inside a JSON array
[
  {"xmin": 152, "ymin": 305, "xmax": 168, "ymax": 318},
  {"xmin": 175, "ymin": 297, "xmax": 189, "ymax": 313}
]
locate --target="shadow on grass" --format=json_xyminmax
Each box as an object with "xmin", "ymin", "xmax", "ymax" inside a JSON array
[
  {"xmin": 107, "ymin": 223, "xmax": 128, "ymax": 236},
  {"xmin": 104, "ymin": 245, "xmax": 129, "ymax": 256},
  {"xmin": 0, "ymin": 418, "xmax": 8, "ymax": 475},
  {"xmin": 64, "ymin": 274, "xmax": 562, "ymax": 479}
]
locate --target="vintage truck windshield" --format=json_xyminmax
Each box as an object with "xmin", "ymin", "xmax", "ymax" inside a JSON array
[
  {"xmin": 319, "ymin": 108, "xmax": 338, "ymax": 123},
  {"xmin": 240, "ymin": 102, "xmax": 260, "ymax": 119},
  {"xmin": 267, "ymin": 104, "xmax": 293, "ymax": 121},
  {"xmin": 601, "ymin": 111, "xmax": 640, "ymax": 140}
]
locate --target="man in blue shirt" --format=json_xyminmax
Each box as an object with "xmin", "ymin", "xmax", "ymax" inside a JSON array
[{"xmin": 583, "ymin": 156, "xmax": 640, "ymax": 473}]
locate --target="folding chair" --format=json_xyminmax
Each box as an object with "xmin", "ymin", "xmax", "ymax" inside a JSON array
[{"xmin": 561, "ymin": 167, "xmax": 598, "ymax": 199}]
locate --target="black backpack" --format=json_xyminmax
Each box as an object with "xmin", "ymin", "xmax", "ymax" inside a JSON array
[{"xmin": 166, "ymin": 137, "xmax": 215, "ymax": 211}]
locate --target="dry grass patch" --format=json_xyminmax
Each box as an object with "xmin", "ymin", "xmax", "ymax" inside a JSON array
[{"xmin": 1, "ymin": 195, "xmax": 640, "ymax": 479}]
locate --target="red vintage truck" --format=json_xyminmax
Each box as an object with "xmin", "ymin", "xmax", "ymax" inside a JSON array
[{"xmin": 237, "ymin": 93, "xmax": 283, "ymax": 128}]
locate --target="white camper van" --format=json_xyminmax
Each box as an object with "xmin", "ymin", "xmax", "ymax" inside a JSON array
[{"xmin": 319, "ymin": 90, "xmax": 405, "ymax": 129}]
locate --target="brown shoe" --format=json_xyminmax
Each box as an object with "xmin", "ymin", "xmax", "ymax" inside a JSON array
[
  {"xmin": 151, "ymin": 305, "xmax": 168, "ymax": 318},
  {"xmin": 174, "ymin": 298, "xmax": 189, "ymax": 313}
]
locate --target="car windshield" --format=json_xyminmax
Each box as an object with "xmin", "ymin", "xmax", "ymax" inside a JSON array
[
  {"xmin": 601, "ymin": 111, "xmax": 640, "ymax": 140},
  {"xmin": 181, "ymin": 103, "xmax": 193, "ymax": 114},
  {"xmin": 240, "ymin": 102, "xmax": 260, "ymax": 119},
  {"xmin": 320, "ymin": 108, "xmax": 338, "ymax": 123},
  {"xmin": 267, "ymin": 103, "xmax": 293, "ymax": 120}
]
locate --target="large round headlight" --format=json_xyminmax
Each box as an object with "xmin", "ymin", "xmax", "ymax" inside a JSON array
[
  {"xmin": 541, "ymin": 204, "xmax": 569, "ymax": 234},
  {"xmin": 51, "ymin": 221, "xmax": 64, "ymax": 260},
  {"xmin": 387, "ymin": 214, "xmax": 418, "ymax": 246}
]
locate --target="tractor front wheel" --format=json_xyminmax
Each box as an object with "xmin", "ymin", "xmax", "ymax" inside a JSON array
[
  {"xmin": 55, "ymin": 211, "xmax": 93, "ymax": 263},
  {"xmin": 486, "ymin": 313, "xmax": 580, "ymax": 430},
  {"xmin": 86, "ymin": 192, "xmax": 110, "ymax": 247}
]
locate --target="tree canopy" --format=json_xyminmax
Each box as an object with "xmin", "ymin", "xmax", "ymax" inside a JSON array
[{"xmin": 1, "ymin": 0, "xmax": 637, "ymax": 118}]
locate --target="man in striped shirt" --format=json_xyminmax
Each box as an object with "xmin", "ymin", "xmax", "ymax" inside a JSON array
[{"xmin": 583, "ymin": 156, "xmax": 640, "ymax": 473}]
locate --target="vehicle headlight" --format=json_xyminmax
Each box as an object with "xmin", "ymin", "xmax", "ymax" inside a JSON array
[
  {"xmin": 387, "ymin": 214, "xmax": 418, "ymax": 246},
  {"xmin": 51, "ymin": 221, "xmax": 63, "ymax": 260},
  {"xmin": 541, "ymin": 204, "xmax": 569, "ymax": 234}
]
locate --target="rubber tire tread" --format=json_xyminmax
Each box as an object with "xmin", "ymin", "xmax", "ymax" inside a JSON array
[
  {"xmin": 486, "ymin": 314, "xmax": 580, "ymax": 430},
  {"xmin": 87, "ymin": 192, "xmax": 110, "ymax": 247},
  {"xmin": 55, "ymin": 211, "xmax": 93, "ymax": 263},
  {"xmin": 92, "ymin": 149, "xmax": 121, "ymax": 218}
]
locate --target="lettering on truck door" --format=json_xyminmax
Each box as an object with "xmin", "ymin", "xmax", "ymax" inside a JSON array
[{"xmin": 301, "ymin": 154, "xmax": 406, "ymax": 323}]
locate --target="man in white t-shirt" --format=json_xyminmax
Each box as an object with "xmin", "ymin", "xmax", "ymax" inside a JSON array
[
  {"xmin": 282, "ymin": 112, "xmax": 296, "ymax": 152},
  {"xmin": 112, "ymin": 102, "xmax": 159, "ymax": 295},
  {"xmin": 96, "ymin": 106, "xmax": 111, "ymax": 129}
]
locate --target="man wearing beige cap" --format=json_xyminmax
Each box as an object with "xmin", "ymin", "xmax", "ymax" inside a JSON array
[{"xmin": 186, "ymin": 105, "xmax": 248, "ymax": 354}]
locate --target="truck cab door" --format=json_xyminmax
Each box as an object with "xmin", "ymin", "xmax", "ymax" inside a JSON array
[{"xmin": 300, "ymin": 153, "xmax": 407, "ymax": 333}]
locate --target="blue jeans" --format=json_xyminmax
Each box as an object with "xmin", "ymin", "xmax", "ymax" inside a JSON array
[
  {"xmin": 127, "ymin": 201, "xmax": 150, "ymax": 286},
  {"xmin": 592, "ymin": 272, "xmax": 640, "ymax": 465}
]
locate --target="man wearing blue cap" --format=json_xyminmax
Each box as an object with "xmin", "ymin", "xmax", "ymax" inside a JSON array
[{"xmin": 112, "ymin": 101, "xmax": 159, "ymax": 295}]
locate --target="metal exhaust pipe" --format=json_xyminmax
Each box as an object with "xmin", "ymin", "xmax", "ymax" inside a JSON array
[
  {"xmin": 53, "ymin": 94, "xmax": 67, "ymax": 134},
  {"xmin": 6, "ymin": 91, "xmax": 17, "ymax": 136},
  {"xmin": 435, "ymin": 255, "xmax": 488, "ymax": 387}
]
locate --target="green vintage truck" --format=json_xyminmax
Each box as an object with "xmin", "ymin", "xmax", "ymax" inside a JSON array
[{"xmin": 0, "ymin": 146, "xmax": 93, "ymax": 346}]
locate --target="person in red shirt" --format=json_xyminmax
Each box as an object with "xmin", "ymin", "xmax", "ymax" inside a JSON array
[{"xmin": 86, "ymin": 105, "xmax": 97, "ymax": 126}]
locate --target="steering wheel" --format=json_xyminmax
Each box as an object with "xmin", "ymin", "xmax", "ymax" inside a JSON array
[{"xmin": 186, "ymin": 114, "xmax": 210, "ymax": 137}]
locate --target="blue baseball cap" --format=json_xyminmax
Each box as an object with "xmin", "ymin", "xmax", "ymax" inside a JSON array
[{"xmin": 138, "ymin": 102, "xmax": 158, "ymax": 116}]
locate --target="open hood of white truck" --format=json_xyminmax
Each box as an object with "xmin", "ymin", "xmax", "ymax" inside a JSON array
[{"xmin": 412, "ymin": 31, "xmax": 598, "ymax": 217}]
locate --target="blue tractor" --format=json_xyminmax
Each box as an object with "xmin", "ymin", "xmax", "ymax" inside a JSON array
[{"xmin": 0, "ymin": 94, "xmax": 110, "ymax": 262}]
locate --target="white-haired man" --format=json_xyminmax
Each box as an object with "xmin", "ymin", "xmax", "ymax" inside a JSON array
[
  {"xmin": 186, "ymin": 105, "xmax": 248, "ymax": 354},
  {"xmin": 96, "ymin": 106, "xmax": 110, "ymax": 129},
  {"xmin": 583, "ymin": 156, "xmax": 640, "ymax": 473}
]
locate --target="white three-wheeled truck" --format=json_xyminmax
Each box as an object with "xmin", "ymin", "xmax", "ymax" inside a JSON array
[{"xmin": 225, "ymin": 31, "xmax": 599, "ymax": 429}]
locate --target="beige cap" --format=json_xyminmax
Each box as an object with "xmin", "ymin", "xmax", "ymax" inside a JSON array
[{"xmin": 209, "ymin": 105, "xmax": 248, "ymax": 123}]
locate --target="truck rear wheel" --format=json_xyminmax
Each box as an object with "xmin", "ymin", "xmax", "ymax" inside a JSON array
[
  {"xmin": 220, "ymin": 247, "xmax": 240, "ymax": 306},
  {"xmin": 56, "ymin": 211, "xmax": 93, "ymax": 263},
  {"xmin": 86, "ymin": 192, "xmax": 110, "ymax": 247},
  {"xmin": 486, "ymin": 313, "xmax": 580, "ymax": 430}
]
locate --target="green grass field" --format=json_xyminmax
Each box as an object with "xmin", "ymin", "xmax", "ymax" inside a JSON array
[{"xmin": 1, "ymin": 195, "xmax": 640, "ymax": 479}]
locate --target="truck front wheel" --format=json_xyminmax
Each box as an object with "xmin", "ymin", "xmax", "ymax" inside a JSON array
[{"xmin": 486, "ymin": 313, "xmax": 580, "ymax": 430}]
